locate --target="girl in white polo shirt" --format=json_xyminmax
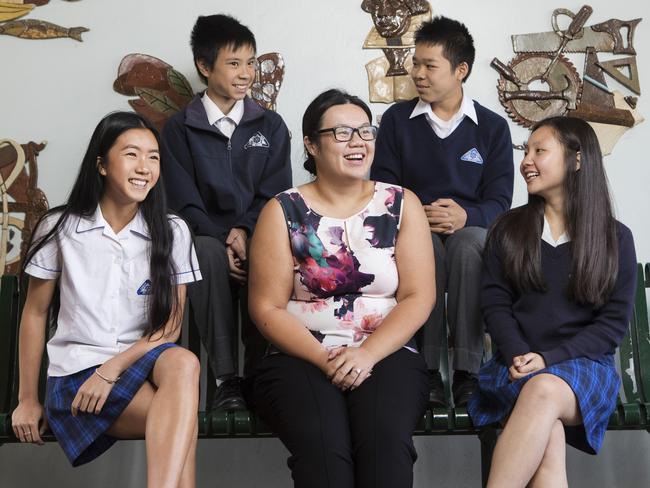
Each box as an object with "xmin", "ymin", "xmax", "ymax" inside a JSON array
[{"xmin": 11, "ymin": 111, "xmax": 202, "ymax": 487}]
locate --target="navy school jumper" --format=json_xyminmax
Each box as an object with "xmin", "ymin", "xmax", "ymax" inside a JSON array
[
  {"xmin": 161, "ymin": 94, "xmax": 292, "ymax": 242},
  {"xmin": 371, "ymin": 98, "xmax": 514, "ymax": 229}
]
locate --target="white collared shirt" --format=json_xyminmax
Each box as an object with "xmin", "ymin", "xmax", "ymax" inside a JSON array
[
  {"xmin": 201, "ymin": 92, "xmax": 244, "ymax": 139},
  {"xmin": 409, "ymin": 91, "xmax": 478, "ymax": 139},
  {"xmin": 541, "ymin": 215, "xmax": 569, "ymax": 247},
  {"xmin": 25, "ymin": 206, "xmax": 202, "ymax": 377}
]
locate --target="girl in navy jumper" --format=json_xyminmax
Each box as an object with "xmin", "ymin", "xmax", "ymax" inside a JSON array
[
  {"xmin": 468, "ymin": 116, "xmax": 637, "ymax": 487},
  {"xmin": 11, "ymin": 112, "xmax": 201, "ymax": 487}
]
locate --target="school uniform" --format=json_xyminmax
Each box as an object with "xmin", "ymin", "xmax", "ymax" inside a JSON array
[
  {"xmin": 161, "ymin": 93, "xmax": 292, "ymax": 380},
  {"xmin": 25, "ymin": 206, "xmax": 201, "ymax": 465},
  {"xmin": 468, "ymin": 216, "xmax": 637, "ymax": 453},
  {"xmin": 371, "ymin": 93, "xmax": 514, "ymax": 376}
]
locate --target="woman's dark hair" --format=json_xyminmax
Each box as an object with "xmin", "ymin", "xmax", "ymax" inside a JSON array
[
  {"xmin": 302, "ymin": 89, "xmax": 372, "ymax": 175},
  {"xmin": 486, "ymin": 116, "xmax": 618, "ymax": 308},
  {"xmin": 191, "ymin": 14, "xmax": 256, "ymax": 85},
  {"xmin": 23, "ymin": 111, "xmax": 185, "ymax": 338}
]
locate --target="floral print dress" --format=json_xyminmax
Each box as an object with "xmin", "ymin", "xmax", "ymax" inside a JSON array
[{"xmin": 276, "ymin": 182, "xmax": 404, "ymax": 349}]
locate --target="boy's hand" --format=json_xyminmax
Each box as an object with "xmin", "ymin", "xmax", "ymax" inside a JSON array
[
  {"xmin": 226, "ymin": 228, "xmax": 248, "ymax": 261},
  {"xmin": 424, "ymin": 199, "xmax": 467, "ymax": 234},
  {"xmin": 226, "ymin": 228, "xmax": 248, "ymax": 284}
]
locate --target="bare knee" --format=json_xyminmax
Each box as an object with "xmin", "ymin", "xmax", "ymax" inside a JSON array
[
  {"xmin": 155, "ymin": 347, "xmax": 200, "ymax": 388},
  {"xmin": 518, "ymin": 374, "xmax": 569, "ymax": 410}
]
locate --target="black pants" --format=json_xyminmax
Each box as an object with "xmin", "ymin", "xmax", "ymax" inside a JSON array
[
  {"xmin": 188, "ymin": 236, "xmax": 267, "ymax": 378},
  {"xmin": 253, "ymin": 348, "xmax": 429, "ymax": 488}
]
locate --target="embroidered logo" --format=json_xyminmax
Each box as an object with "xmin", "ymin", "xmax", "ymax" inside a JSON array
[
  {"xmin": 137, "ymin": 279, "xmax": 152, "ymax": 296},
  {"xmin": 244, "ymin": 131, "xmax": 270, "ymax": 149},
  {"xmin": 460, "ymin": 148, "xmax": 484, "ymax": 165}
]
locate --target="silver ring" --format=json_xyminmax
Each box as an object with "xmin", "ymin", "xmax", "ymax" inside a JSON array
[{"xmin": 355, "ymin": 368, "xmax": 362, "ymax": 375}]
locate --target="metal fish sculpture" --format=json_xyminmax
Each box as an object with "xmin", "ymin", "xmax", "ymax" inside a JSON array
[{"xmin": 0, "ymin": 19, "xmax": 88, "ymax": 41}]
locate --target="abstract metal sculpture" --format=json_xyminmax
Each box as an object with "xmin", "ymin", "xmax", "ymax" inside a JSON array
[{"xmin": 491, "ymin": 5, "xmax": 643, "ymax": 154}]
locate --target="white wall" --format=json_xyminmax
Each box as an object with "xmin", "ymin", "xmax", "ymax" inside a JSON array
[{"xmin": 1, "ymin": 1, "xmax": 649, "ymax": 486}]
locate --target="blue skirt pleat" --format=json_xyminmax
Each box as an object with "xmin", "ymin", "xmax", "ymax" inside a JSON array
[
  {"xmin": 467, "ymin": 355, "xmax": 619, "ymax": 454},
  {"xmin": 45, "ymin": 342, "xmax": 177, "ymax": 466}
]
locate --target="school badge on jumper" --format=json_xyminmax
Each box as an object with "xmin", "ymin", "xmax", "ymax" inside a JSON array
[{"xmin": 460, "ymin": 148, "xmax": 484, "ymax": 165}]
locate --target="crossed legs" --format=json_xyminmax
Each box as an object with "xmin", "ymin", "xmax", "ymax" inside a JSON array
[
  {"xmin": 107, "ymin": 347, "xmax": 200, "ymax": 488},
  {"xmin": 487, "ymin": 373, "xmax": 581, "ymax": 488}
]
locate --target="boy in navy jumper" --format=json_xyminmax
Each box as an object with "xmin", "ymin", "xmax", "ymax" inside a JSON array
[
  {"xmin": 371, "ymin": 16, "xmax": 513, "ymax": 406},
  {"xmin": 161, "ymin": 14, "xmax": 292, "ymax": 410}
]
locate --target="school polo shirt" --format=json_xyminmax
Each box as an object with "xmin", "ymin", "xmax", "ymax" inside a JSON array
[{"xmin": 25, "ymin": 206, "xmax": 201, "ymax": 377}]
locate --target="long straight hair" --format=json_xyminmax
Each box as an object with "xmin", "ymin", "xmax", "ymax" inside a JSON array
[
  {"xmin": 23, "ymin": 111, "xmax": 181, "ymax": 338},
  {"xmin": 486, "ymin": 116, "xmax": 618, "ymax": 308}
]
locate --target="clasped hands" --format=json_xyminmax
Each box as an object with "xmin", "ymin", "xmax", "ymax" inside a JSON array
[
  {"xmin": 226, "ymin": 227, "xmax": 248, "ymax": 284},
  {"xmin": 508, "ymin": 352, "xmax": 546, "ymax": 381},
  {"xmin": 323, "ymin": 346, "xmax": 376, "ymax": 391},
  {"xmin": 423, "ymin": 198, "xmax": 467, "ymax": 234}
]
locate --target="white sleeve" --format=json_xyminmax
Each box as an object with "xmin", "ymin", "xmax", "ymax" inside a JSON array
[
  {"xmin": 24, "ymin": 212, "xmax": 62, "ymax": 280},
  {"xmin": 169, "ymin": 216, "xmax": 202, "ymax": 285}
]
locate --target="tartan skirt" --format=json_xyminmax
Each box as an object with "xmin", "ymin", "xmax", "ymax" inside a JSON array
[
  {"xmin": 467, "ymin": 354, "xmax": 619, "ymax": 454},
  {"xmin": 45, "ymin": 342, "xmax": 177, "ymax": 466}
]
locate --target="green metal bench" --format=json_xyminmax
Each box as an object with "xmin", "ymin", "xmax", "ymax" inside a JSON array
[{"xmin": 1, "ymin": 265, "xmax": 649, "ymax": 487}]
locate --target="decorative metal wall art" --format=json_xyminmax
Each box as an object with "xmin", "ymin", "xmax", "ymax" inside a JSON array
[
  {"xmin": 114, "ymin": 53, "xmax": 286, "ymax": 132},
  {"xmin": 361, "ymin": 0, "xmax": 431, "ymax": 103},
  {"xmin": 0, "ymin": 1, "xmax": 88, "ymax": 41},
  {"xmin": 0, "ymin": 139, "xmax": 48, "ymax": 276},
  {"xmin": 492, "ymin": 5, "xmax": 643, "ymax": 155}
]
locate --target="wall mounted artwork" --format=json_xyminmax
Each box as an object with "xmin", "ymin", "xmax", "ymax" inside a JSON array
[
  {"xmin": 0, "ymin": 139, "xmax": 48, "ymax": 276},
  {"xmin": 114, "ymin": 52, "xmax": 286, "ymax": 132},
  {"xmin": 491, "ymin": 4, "xmax": 643, "ymax": 155},
  {"xmin": 0, "ymin": 0, "xmax": 88, "ymax": 41},
  {"xmin": 361, "ymin": 0, "xmax": 431, "ymax": 104}
]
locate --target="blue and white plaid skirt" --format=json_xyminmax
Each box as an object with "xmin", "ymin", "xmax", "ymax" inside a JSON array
[
  {"xmin": 45, "ymin": 342, "xmax": 177, "ymax": 466},
  {"xmin": 467, "ymin": 354, "xmax": 619, "ymax": 454}
]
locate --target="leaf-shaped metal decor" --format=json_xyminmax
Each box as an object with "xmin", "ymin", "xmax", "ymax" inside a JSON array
[
  {"xmin": 167, "ymin": 69, "xmax": 193, "ymax": 100},
  {"xmin": 134, "ymin": 87, "xmax": 181, "ymax": 114}
]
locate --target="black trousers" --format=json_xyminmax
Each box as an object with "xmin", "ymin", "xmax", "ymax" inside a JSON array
[
  {"xmin": 188, "ymin": 236, "xmax": 267, "ymax": 378},
  {"xmin": 253, "ymin": 348, "xmax": 429, "ymax": 488}
]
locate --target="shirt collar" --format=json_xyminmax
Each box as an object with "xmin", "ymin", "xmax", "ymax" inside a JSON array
[
  {"xmin": 201, "ymin": 92, "xmax": 245, "ymax": 127},
  {"xmin": 541, "ymin": 215, "xmax": 569, "ymax": 247},
  {"xmin": 409, "ymin": 91, "xmax": 478, "ymax": 126},
  {"xmin": 76, "ymin": 205, "xmax": 150, "ymax": 239}
]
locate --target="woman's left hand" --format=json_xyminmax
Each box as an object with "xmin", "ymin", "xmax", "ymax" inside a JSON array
[
  {"xmin": 327, "ymin": 347, "xmax": 376, "ymax": 391},
  {"xmin": 70, "ymin": 365, "xmax": 120, "ymax": 416},
  {"xmin": 508, "ymin": 352, "xmax": 546, "ymax": 381}
]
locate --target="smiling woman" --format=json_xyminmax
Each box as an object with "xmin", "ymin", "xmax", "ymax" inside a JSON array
[{"xmin": 248, "ymin": 89, "xmax": 436, "ymax": 488}]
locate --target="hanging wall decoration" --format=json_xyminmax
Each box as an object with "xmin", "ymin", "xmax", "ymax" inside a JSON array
[
  {"xmin": 491, "ymin": 4, "xmax": 643, "ymax": 155},
  {"xmin": 114, "ymin": 52, "xmax": 286, "ymax": 132},
  {"xmin": 361, "ymin": 0, "xmax": 431, "ymax": 104},
  {"xmin": 0, "ymin": 0, "xmax": 88, "ymax": 41},
  {"xmin": 0, "ymin": 139, "xmax": 49, "ymax": 276}
]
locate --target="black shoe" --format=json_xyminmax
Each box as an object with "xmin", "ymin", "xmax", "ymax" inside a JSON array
[
  {"xmin": 211, "ymin": 377, "xmax": 247, "ymax": 412},
  {"xmin": 452, "ymin": 370, "xmax": 478, "ymax": 407},
  {"xmin": 429, "ymin": 370, "xmax": 446, "ymax": 407}
]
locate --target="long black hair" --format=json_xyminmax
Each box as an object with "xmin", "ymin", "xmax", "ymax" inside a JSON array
[
  {"xmin": 486, "ymin": 116, "xmax": 618, "ymax": 308},
  {"xmin": 23, "ymin": 111, "xmax": 182, "ymax": 338},
  {"xmin": 302, "ymin": 88, "xmax": 373, "ymax": 175}
]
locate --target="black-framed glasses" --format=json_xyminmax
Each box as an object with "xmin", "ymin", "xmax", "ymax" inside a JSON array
[{"xmin": 317, "ymin": 125, "xmax": 378, "ymax": 142}]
